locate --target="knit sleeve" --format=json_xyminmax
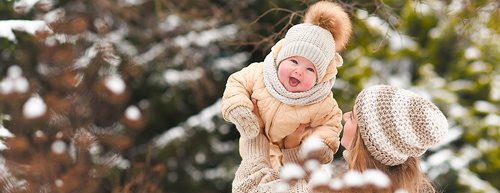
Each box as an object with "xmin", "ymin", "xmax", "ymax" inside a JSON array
[
  {"xmin": 222, "ymin": 63, "xmax": 261, "ymax": 122},
  {"xmin": 282, "ymin": 146, "xmax": 302, "ymax": 164},
  {"xmin": 232, "ymin": 134, "xmax": 312, "ymax": 193}
]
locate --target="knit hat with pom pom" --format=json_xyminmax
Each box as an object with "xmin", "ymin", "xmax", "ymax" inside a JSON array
[{"xmin": 276, "ymin": 1, "xmax": 352, "ymax": 83}]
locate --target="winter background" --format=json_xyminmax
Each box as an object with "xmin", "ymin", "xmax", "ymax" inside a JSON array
[{"xmin": 0, "ymin": 0, "xmax": 499, "ymax": 192}]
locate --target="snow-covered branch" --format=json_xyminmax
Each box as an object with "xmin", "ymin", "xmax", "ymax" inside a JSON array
[{"xmin": 0, "ymin": 20, "xmax": 52, "ymax": 42}]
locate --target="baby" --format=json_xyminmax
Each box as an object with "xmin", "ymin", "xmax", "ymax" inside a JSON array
[{"xmin": 222, "ymin": 1, "xmax": 352, "ymax": 168}]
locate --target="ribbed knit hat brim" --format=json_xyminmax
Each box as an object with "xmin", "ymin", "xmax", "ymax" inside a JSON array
[{"xmin": 354, "ymin": 85, "xmax": 448, "ymax": 166}]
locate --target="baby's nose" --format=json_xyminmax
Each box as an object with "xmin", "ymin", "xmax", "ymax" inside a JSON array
[{"xmin": 294, "ymin": 68, "xmax": 305, "ymax": 76}]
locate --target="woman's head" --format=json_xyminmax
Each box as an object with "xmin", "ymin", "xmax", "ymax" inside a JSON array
[
  {"xmin": 345, "ymin": 85, "xmax": 448, "ymax": 166},
  {"xmin": 341, "ymin": 85, "xmax": 447, "ymax": 192}
]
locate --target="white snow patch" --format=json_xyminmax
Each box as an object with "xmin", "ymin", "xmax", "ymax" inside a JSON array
[
  {"xmin": 100, "ymin": 154, "xmax": 131, "ymax": 169},
  {"xmin": 363, "ymin": 169, "xmax": 390, "ymax": 188},
  {"xmin": 0, "ymin": 20, "xmax": 52, "ymax": 42},
  {"xmin": 484, "ymin": 114, "xmax": 500, "ymax": 126},
  {"xmin": 195, "ymin": 152, "xmax": 206, "ymax": 164},
  {"xmin": 125, "ymin": 105, "xmax": 141, "ymax": 121},
  {"xmin": 309, "ymin": 169, "xmax": 331, "ymax": 188},
  {"xmin": 427, "ymin": 149, "xmax": 453, "ymax": 166},
  {"xmin": 7, "ymin": 66, "xmax": 22, "ymax": 78},
  {"xmin": 300, "ymin": 136, "xmax": 324, "ymax": 159},
  {"xmin": 159, "ymin": 15, "xmax": 182, "ymax": 32},
  {"xmin": 447, "ymin": 0, "xmax": 464, "ymax": 15},
  {"xmin": 0, "ymin": 65, "xmax": 29, "ymax": 95},
  {"xmin": 104, "ymin": 75, "xmax": 126, "ymax": 94},
  {"xmin": 356, "ymin": 9, "xmax": 369, "ymax": 19},
  {"xmin": 474, "ymin": 101, "xmax": 497, "ymax": 113},
  {"xmin": 329, "ymin": 178, "xmax": 344, "ymax": 190},
  {"xmin": 13, "ymin": 0, "xmax": 41, "ymax": 13},
  {"xmin": 491, "ymin": 75, "xmax": 500, "ymax": 101},
  {"xmin": 343, "ymin": 170, "xmax": 364, "ymax": 187},
  {"xmin": 448, "ymin": 104, "xmax": 468, "ymax": 118},
  {"xmin": 119, "ymin": 0, "xmax": 145, "ymax": 6},
  {"xmin": 279, "ymin": 163, "xmax": 305, "ymax": 181},
  {"xmin": 23, "ymin": 96, "xmax": 47, "ymax": 119},
  {"xmin": 304, "ymin": 159, "xmax": 320, "ymax": 172},
  {"xmin": 163, "ymin": 68, "xmax": 203, "ymax": 85},
  {"xmin": 34, "ymin": 130, "xmax": 45, "ymax": 138},
  {"xmin": 51, "ymin": 140, "xmax": 67, "ymax": 154},
  {"xmin": 394, "ymin": 188, "xmax": 409, "ymax": 193},
  {"xmin": 458, "ymin": 169, "xmax": 500, "ymax": 193},
  {"xmin": 212, "ymin": 52, "xmax": 249, "ymax": 71},
  {"xmin": 133, "ymin": 44, "xmax": 166, "ymax": 65},
  {"xmin": 415, "ymin": 2, "xmax": 431, "ymax": 14},
  {"xmin": 0, "ymin": 125, "xmax": 14, "ymax": 138},
  {"xmin": 464, "ymin": 47, "xmax": 481, "ymax": 59},
  {"xmin": 154, "ymin": 100, "xmax": 222, "ymax": 148},
  {"xmin": 272, "ymin": 181, "xmax": 289, "ymax": 193},
  {"xmin": 154, "ymin": 126, "xmax": 186, "ymax": 148},
  {"xmin": 44, "ymin": 8, "xmax": 65, "ymax": 23},
  {"xmin": 55, "ymin": 179, "xmax": 63, "ymax": 187},
  {"xmin": 173, "ymin": 25, "xmax": 238, "ymax": 48}
]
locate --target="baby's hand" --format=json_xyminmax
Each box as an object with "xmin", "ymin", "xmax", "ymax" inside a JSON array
[
  {"xmin": 283, "ymin": 123, "xmax": 311, "ymax": 149},
  {"xmin": 228, "ymin": 106, "xmax": 260, "ymax": 138}
]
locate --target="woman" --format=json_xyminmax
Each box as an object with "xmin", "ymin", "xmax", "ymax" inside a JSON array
[{"xmin": 231, "ymin": 85, "xmax": 448, "ymax": 193}]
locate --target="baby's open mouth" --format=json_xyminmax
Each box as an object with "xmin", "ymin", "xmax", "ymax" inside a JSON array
[{"xmin": 289, "ymin": 77, "xmax": 300, "ymax": 87}]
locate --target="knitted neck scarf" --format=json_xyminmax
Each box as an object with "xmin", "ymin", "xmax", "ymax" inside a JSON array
[{"xmin": 263, "ymin": 52, "xmax": 335, "ymax": 106}]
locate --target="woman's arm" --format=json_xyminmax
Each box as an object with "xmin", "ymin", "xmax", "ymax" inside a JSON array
[
  {"xmin": 232, "ymin": 134, "xmax": 312, "ymax": 193},
  {"xmin": 232, "ymin": 100, "xmax": 311, "ymax": 193}
]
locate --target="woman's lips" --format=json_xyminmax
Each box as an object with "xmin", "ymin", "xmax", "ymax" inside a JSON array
[{"xmin": 289, "ymin": 77, "xmax": 300, "ymax": 87}]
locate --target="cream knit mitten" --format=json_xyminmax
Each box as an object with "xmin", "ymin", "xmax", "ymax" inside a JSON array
[{"xmin": 228, "ymin": 106, "xmax": 260, "ymax": 139}]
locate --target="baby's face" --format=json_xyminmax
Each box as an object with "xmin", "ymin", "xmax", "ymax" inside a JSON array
[{"xmin": 277, "ymin": 56, "xmax": 317, "ymax": 92}]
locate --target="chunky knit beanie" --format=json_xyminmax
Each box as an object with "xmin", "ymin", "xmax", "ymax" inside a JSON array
[
  {"xmin": 276, "ymin": 1, "xmax": 352, "ymax": 83},
  {"xmin": 354, "ymin": 85, "xmax": 448, "ymax": 166}
]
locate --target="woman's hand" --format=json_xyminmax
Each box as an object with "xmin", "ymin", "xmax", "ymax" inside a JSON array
[{"xmin": 283, "ymin": 123, "xmax": 311, "ymax": 149}]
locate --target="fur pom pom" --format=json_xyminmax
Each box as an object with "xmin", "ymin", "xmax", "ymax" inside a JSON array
[{"xmin": 304, "ymin": 1, "xmax": 352, "ymax": 52}]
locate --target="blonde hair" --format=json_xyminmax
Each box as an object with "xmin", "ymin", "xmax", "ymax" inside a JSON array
[{"xmin": 344, "ymin": 128, "xmax": 437, "ymax": 193}]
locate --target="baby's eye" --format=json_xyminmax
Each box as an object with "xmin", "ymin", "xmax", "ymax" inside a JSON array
[
  {"xmin": 290, "ymin": 59, "xmax": 298, "ymax": 64},
  {"xmin": 307, "ymin": 68, "xmax": 315, "ymax": 72}
]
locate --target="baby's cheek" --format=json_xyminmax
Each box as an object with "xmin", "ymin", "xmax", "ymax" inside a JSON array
[{"xmin": 304, "ymin": 80, "xmax": 316, "ymax": 90}]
